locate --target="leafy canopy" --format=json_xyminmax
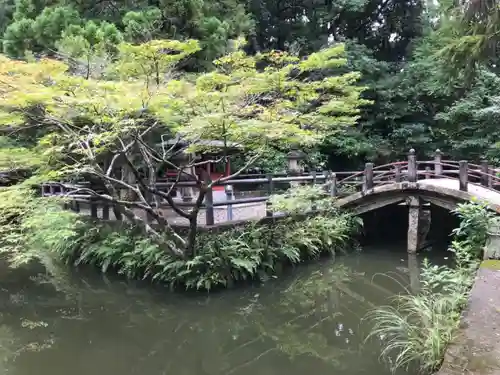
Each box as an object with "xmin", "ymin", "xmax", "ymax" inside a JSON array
[{"xmin": 0, "ymin": 39, "xmax": 368, "ymax": 166}]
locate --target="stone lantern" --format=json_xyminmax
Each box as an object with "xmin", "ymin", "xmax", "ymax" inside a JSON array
[
  {"xmin": 484, "ymin": 217, "xmax": 500, "ymax": 259},
  {"xmin": 286, "ymin": 146, "xmax": 306, "ymax": 175}
]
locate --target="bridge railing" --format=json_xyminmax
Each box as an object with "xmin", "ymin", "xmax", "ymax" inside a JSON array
[{"xmin": 41, "ymin": 149, "xmax": 500, "ymax": 225}]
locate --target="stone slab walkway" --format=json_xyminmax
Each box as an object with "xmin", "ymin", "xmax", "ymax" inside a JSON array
[
  {"xmin": 437, "ymin": 261, "xmax": 500, "ymax": 375},
  {"xmin": 420, "ymin": 179, "xmax": 500, "ymax": 207}
]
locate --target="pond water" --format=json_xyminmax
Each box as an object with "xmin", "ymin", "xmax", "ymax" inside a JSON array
[{"xmin": 0, "ymin": 245, "xmax": 447, "ymax": 375}]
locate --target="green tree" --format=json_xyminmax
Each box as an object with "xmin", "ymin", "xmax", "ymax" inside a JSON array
[
  {"xmin": 2, "ymin": 17, "xmax": 35, "ymax": 56},
  {"xmin": 0, "ymin": 39, "xmax": 367, "ymax": 258},
  {"xmin": 33, "ymin": 5, "xmax": 80, "ymax": 51},
  {"xmin": 122, "ymin": 7, "xmax": 162, "ymax": 42},
  {"xmin": 58, "ymin": 20, "xmax": 122, "ymax": 78}
]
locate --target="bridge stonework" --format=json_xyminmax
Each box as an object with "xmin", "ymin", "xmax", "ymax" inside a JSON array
[
  {"xmin": 407, "ymin": 196, "xmax": 421, "ymax": 254},
  {"xmin": 329, "ymin": 149, "xmax": 500, "ymax": 254}
]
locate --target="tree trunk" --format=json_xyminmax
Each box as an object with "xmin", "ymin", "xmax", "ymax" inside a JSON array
[
  {"xmin": 121, "ymin": 164, "xmax": 137, "ymax": 201},
  {"xmin": 185, "ymin": 216, "xmax": 199, "ymax": 258},
  {"xmin": 184, "ymin": 189, "xmax": 206, "ymax": 258}
]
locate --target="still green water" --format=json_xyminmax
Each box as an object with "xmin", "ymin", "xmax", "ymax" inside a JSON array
[{"xmin": 0, "ymin": 246, "xmax": 433, "ymax": 375}]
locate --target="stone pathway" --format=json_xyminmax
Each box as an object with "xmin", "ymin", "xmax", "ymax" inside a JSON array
[
  {"xmin": 419, "ymin": 179, "xmax": 500, "ymax": 206},
  {"xmin": 76, "ymin": 202, "xmax": 268, "ymax": 226},
  {"xmin": 437, "ymin": 261, "xmax": 500, "ymax": 375}
]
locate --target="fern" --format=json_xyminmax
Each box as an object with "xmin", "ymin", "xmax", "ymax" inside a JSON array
[{"xmin": 0, "ymin": 188, "xmax": 360, "ymax": 291}]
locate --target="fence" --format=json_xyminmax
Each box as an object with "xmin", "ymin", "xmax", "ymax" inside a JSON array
[{"xmin": 41, "ymin": 149, "xmax": 500, "ymax": 226}]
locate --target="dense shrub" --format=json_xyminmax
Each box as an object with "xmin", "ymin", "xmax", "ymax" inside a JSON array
[{"xmin": 0, "ymin": 187, "xmax": 361, "ymax": 290}]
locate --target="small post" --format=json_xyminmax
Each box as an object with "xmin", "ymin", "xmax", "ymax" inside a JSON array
[
  {"xmin": 434, "ymin": 149, "xmax": 442, "ymax": 176},
  {"xmin": 205, "ymin": 185, "xmax": 214, "ymax": 225},
  {"xmin": 266, "ymin": 174, "xmax": 274, "ymax": 217},
  {"xmin": 408, "ymin": 149, "xmax": 417, "ymax": 182},
  {"xmin": 323, "ymin": 170, "xmax": 330, "ymax": 192},
  {"xmin": 481, "ymin": 160, "xmax": 489, "ymax": 187},
  {"xmin": 102, "ymin": 203, "xmax": 110, "ymax": 220},
  {"xmin": 363, "ymin": 162, "xmax": 374, "ymax": 191},
  {"xmin": 90, "ymin": 197, "xmax": 98, "ymax": 219},
  {"xmin": 311, "ymin": 170, "xmax": 318, "ymax": 211},
  {"xmin": 407, "ymin": 196, "xmax": 421, "ymax": 253},
  {"xmin": 425, "ymin": 166, "xmax": 431, "ymax": 179},
  {"xmin": 225, "ymin": 184, "xmax": 234, "ymax": 221},
  {"xmin": 459, "ymin": 160, "xmax": 468, "ymax": 192},
  {"xmin": 329, "ymin": 172, "xmax": 337, "ymax": 197},
  {"xmin": 395, "ymin": 164, "xmax": 401, "ymax": 183},
  {"xmin": 73, "ymin": 200, "xmax": 80, "ymax": 213},
  {"xmin": 113, "ymin": 207, "xmax": 123, "ymax": 221}
]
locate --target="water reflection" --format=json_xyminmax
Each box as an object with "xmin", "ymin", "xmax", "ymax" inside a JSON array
[
  {"xmin": 408, "ymin": 253, "xmax": 421, "ymax": 293},
  {"xmin": 0, "ymin": 248, "xmax": 427, "ymax": 375}
]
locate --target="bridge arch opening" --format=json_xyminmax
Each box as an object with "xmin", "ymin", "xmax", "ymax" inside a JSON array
[{"xmin": 359, "ymin": 203, "xmax": 460, "ymax": 253}]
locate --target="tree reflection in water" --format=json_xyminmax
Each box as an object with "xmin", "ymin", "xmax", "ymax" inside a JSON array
[{"xmin": 0, "ymin": 252, "xmax": 416, "ymax": 375}]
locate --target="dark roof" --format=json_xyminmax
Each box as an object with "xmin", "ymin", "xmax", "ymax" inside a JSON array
[{"xmin": 161, "ymin": 138, "xmax": 243, "ymax": 149}]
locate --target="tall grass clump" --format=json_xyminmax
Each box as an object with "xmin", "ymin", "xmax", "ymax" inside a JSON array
[
  {"xmin": 366, "ymin": 201, "xmax": 492, "ymax": 374},
  {"xmin": 0, "ymin": 185, "xmax": 361, "ymax": 291}
]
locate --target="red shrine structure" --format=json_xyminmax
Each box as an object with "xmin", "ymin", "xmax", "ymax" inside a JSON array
[{"xmin": 161, "ymin": 139, "xmax": 242, "ymax": 199}]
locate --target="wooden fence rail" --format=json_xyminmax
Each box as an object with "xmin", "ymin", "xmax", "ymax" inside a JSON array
[{"xmin": 41, "ymin": 149, "xmax": 500, "ymax": 226}]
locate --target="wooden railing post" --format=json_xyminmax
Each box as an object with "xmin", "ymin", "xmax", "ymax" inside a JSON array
[
  {"xmin": 408, "ymin": 149, "xmax": 417, "ymax": 182},
  {"xmin": 205, "ymin": 185, "xmax": 214, "ymax": 225},
  {"xmin": 459, "ymin": 160, "xmax": 468, "ymax": 192},
  {"xmin": 329, "ymin": 172, "xmax": 337, "ymax": 197},
  {"xmin": 266, "ymin": 174, "xmax": 274, "ymax": 217},
  {"xmin": 102, "ymin": 203, "xmax": 110, "ymax": 220},
  {"xmin": 311, "ymin": 170, "xmax": 318, "ymax": 210},
  {"xmin": 225, "ymin": 184, "xmax": 234, "ymax": 221},
  {"xmin": 481, "ymin": 160, "xmax": 489, "ymax": 187},
  {"xmin": 434, "ymin": 149, "xmax": 442, "ymax": 177},
  {"xmin": 90, "ymin": 196, "xmax": 98, "ymax": 219},
  {"xmin": 364, "ymin": 162, "xmax": 374, "ymax": 191},
  {"xmin": 395, "ymin": 164, "xmax": 401, "ymax": 183},
  {"xmin": 425, "ymin": 166, "xmax": 431, "ymax": 179}
]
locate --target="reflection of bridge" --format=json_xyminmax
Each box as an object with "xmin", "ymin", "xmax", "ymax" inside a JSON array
[{"xmin": 43, "ymin": 149, "xmax": 500, "ymax": 250}]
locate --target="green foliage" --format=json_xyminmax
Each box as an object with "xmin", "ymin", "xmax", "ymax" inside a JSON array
[
  {"xmin": 0, "ymin": 137, "xmax": 41, "ymax": 172},
  {"xmin": 452, "ymin": 200, "xmax": 494, "ymax": 255},
  {"xmin": 366, "ymin": 201, "xmax": 490, "ymax": 373},
  {"xmin": 0, "ymin": 37, "xmax": 366, "ymax": 259},
  {"xmin": 122, "ymin": 8, "xmax": 162, "ymax": 42},
  {"xmin": 32, "ymin": 6, "xmax": 80, "ymax": 50},
  {"xmin": 269, "ymin": 185, "xmax": 337, "ymax": 215},
  {"xmin": 2, "ymin": 202, "xmax": 360, "ymax": 290},
  {"xmin": 57, "ymin": 20, "xmax": 123, "ymax": 78},
  {"xmin": 3, "ymin": 18, "xmax": 36, "ymax": 57}
]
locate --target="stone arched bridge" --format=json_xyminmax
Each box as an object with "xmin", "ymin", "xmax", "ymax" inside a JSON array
[{"xmin": 330, "ymin": 149, "xmax": 500, "ymax": 253}]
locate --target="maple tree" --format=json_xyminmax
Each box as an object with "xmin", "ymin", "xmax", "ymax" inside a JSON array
[{"xmin": 0, "ymin": 38, "xmax": 367, "ymax": 258}]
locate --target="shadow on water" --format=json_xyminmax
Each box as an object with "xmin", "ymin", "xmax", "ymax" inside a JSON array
[{"xmin": 0, "ymin": 205, "xmax": 459, "ymax": 375}]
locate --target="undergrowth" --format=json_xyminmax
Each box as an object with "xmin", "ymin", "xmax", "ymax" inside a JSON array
[
  {"xmin": 366, "ymin": 201, "xmax": 491, "ymax": 374},
  {"xmin": 0, "ymin": 186, "xmax": 361, "ymax": 291}
]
